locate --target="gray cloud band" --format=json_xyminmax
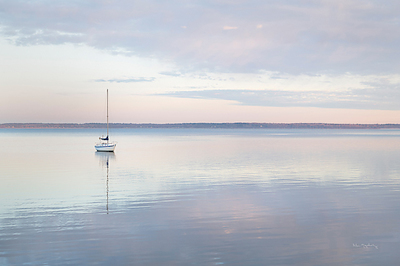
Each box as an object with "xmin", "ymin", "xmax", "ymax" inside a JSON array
[
  {"xmin": 95, "ymin": 78, "xmax": 155, "ymax": 83},
  {"xmin": 1, "ymin": 0, "xmax": 400, "ymax": 74},
  {"xmin": 161, "ymin": 85, "xmax": 400, "ymax": 110}
]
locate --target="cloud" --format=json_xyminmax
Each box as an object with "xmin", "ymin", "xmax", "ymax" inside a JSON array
[
  {"xmin": 95, "ymin": 77, "xmax": 155, "ymax": 83},
  {"xmin": 1, "ymin": 0, "xmax": 400, "ymax": 74},
  {"xmin": 159, "ymin": 71, "xmax": 182, "ymax": 77},
  {"xmin": 161, "ymin": 82, "xmax": 400, "ymax": 110},
  {"xmin": 223, "ymin": 26, "xmax": 238, "ymax": 30}
]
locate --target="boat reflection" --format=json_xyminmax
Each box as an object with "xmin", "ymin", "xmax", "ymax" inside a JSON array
[{"xmin": 95, "ymin": 152, "xmax": 116, "ymax": 214}]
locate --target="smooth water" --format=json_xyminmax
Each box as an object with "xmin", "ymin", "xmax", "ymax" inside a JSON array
[{"xmin": 1, "ymin": 128, "xmax": 400, "ymax": 265}]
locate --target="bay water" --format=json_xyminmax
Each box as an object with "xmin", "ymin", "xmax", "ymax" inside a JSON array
[{"xmin": 1, "ymin": 128, "xmax": 400, "ymax": 265}]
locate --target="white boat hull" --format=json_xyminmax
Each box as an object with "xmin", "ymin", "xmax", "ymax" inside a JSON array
[{"xmin": 95, "ymin": 143, "xmax": 116, "ymax": 152}]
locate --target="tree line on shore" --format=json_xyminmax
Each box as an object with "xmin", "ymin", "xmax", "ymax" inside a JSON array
[{"xmin": 2, "ymin": 123, "xmax": 400, "ymax": 129}]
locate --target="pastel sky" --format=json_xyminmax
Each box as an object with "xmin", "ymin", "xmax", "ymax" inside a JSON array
[{"xmin": 2, "ymin": 0, "xmax": 400, "ymax": 123}]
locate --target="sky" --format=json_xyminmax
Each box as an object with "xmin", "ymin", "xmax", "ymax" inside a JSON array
[{"xmin": 2, "ymin": 0, "xmax": 400, "ymax": 123}]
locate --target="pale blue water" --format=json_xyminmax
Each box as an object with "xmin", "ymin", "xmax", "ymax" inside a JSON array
[{"xmin": 1, "ymin": 128, "xmax": 400, "ymax": 265}]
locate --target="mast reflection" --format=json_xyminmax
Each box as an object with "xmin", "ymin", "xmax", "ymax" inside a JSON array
[{"xmin": 95, "ymin": 152, "xmax": 116, "ymax": 214}]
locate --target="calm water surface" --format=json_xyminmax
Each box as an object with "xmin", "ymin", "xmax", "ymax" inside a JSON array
[{"xmin": 1, "ymin": 128, "xmax": 400, "ymax": 265}]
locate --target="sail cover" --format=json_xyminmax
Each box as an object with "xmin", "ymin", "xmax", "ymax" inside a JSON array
[{"xmin": 99, "ymin": 135, "xmax": 109, "ymax": 140}]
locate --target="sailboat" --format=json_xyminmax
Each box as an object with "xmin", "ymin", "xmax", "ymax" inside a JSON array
[{"xmin": 95, "ymin": 89, "xmax": 117, "ymax": 152}]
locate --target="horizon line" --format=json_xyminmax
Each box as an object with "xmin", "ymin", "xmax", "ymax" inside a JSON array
[{"xmin": 2, "ymin": 122, "xmax": 400, "ymax": 129}]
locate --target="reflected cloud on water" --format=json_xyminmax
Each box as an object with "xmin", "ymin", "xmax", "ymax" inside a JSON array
[
  {"xmin": 1, "ymin": 129, "xmax": 400, "ymax": 265},
  {"xmin": 2, "ymin": 182, "xmax": 397, "ymax": 265}
]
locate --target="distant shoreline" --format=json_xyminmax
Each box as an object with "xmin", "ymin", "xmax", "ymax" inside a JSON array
[{"xmin": 2, "ymin": 123, "xmax": 400, "ymax": 129}]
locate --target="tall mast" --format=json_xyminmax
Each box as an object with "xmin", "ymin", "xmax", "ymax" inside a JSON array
[{"xmin": 106, "ymin": 89, "xmax": 109, "ymax": 143}]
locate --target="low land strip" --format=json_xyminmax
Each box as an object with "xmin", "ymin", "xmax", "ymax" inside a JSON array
[{"xmin": 2, "ymin": 123, "xmax": 400, "ymax": 129}]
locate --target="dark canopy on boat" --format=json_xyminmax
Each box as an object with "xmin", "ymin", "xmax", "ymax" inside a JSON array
[{"xmin": 99, "ymin": 135, "xmax": 109, "ymax": 140}]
